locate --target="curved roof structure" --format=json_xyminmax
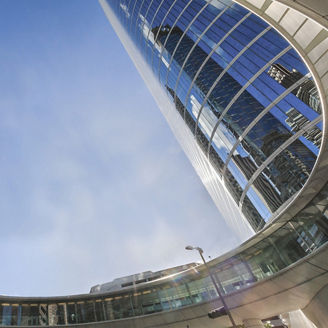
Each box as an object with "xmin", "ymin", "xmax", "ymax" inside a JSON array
[{"xmin": 1, "ymin": 0, "xmax": 328, "ymax": 327}]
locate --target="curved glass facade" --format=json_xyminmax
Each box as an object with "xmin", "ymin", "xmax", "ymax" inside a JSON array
[{"xmin": 108, "ymin": 0, "xmax": 322, "ymax": 232}]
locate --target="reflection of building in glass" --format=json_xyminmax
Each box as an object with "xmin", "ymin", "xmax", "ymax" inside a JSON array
[
  {"xmin": 156, "ymin": 23, "xmax": 318, "ymax": 231},
  {"xmin": 268, "ymin": 63, "xmax": 321, "ymax": 113},
  {"xmin": 268, "ymin": 63, "xmax": 303, "ymax": 86},
  {"xmin": 286, "ymin": 107, "xmax": 322, "ymax": 147}
]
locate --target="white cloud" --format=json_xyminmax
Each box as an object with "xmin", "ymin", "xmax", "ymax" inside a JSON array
[{"xmin": 0, "ymin": 0, "xmax": 241, "ymax": 297}]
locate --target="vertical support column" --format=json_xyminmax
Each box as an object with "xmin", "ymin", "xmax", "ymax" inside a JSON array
[
  {"xmin": 243, "ymin": 318, "xmax": 264, "ymax": 328},
  {"xmin": 63, "ymin": 303, "xmax": 68, "ymax": 325},
  {"xmin": 102, "ymin": 301, "xmax": 108, "ymax": 321},
  {"xmin": 303, "ymin": 283, "xmax": 328, "ymax": 328},
  {"xmin": 47, "ymin": 304, "xmax": 58, "ymax": 326},
  {"xmin": 105, "ymin": 299, "xmax": 114, "ymax": 320},
  {"xmin": 92, "ymin": 301, "xmax": 97, "ymax": 322}
]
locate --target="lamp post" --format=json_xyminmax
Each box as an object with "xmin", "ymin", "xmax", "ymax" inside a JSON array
[{"xmin": 185, "ymin": 245, "xmax": 237, "ymax": 328}]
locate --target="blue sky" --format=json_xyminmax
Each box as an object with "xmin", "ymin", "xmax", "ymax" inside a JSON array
[{"xmin": 0, "ymin": 0, "xmax": 240, "ymax": 296}]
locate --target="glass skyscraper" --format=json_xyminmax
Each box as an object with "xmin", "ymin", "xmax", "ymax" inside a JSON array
[{"xmin": 101, "ymin": 0, "xmax": 323, "ymax": 232}]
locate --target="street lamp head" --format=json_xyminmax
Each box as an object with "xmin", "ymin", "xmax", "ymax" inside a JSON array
[{"xmin": 185, "ymin": 245, "xmax": 204, "ymax": 254}]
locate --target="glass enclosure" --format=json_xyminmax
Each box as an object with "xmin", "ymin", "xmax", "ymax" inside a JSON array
[{"xmin": 109, "ymin": 0, "xmax": 323, "ymax": 231}]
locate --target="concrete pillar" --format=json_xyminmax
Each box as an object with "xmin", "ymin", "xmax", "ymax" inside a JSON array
[
  {"xmin": 302, "ymin": 284, "xmax": 328, "ymax": 328},
  {"xmin": 243, "ymin": 318, "xmax": 265, "ymax": 328},
  {"xmin": 287, "ymin": 310, "xmax": 317, "ymax": 328}
]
